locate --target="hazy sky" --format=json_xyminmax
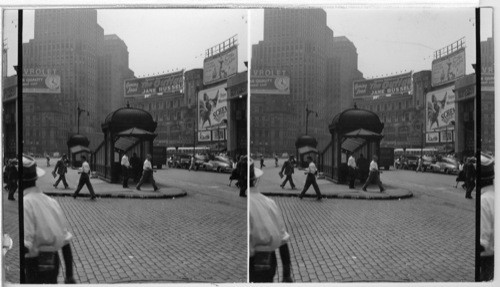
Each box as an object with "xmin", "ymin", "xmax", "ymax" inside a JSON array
[
  {"xmin": 251, "ymin": 7, "xmax": 493, "ymax": 78},
  {"xmin": 3, "ymin": 9, "xmax": 248, "ymax": 77},
  {"xmin": 2, "ymin": 7, "xmax": 494, "ymax": 78}
]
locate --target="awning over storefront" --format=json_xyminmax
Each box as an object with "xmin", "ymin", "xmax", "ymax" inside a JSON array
[{"xmin": 341, "ymin": 138, "xmax": 366, "ymax": 153}]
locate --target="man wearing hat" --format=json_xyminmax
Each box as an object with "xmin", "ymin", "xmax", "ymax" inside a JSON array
[
  {"xmin": 236, "ymin": 155, "xmax": 248, "ymax": 197},
  {"xmin": 6, "ymin": 158, "xmax": 19, "ymax": 200},
  {"xmin": 249, "ymin": 162, "xmax": 293, "ymax": 283},
  {"xmin": 464, "ymin": 157, "xmax": 476, "ymax": 199},
  {"xmin": 299, "ymin": 155, "xmax": 322, "ymax": 200},
  {"xmin": 479, "ymin": 152, "xmax": 494, "ymax": 281},
  {"xmin": 52, "ymin": 154, "xmax": 69, "ymax": 189},
  {"xmin": 280, "ymin": 155, "xmax": 296, "ymax": 190},
  {"xmin": 22, "ymin": 154, "xmax": 76, "ymax": 283},
  {"xmin": 72, "ymin": 155, "xmax": 96, "ymax": 200},
  {"xmin": 136, "ymin": 154, "xmax": 159, "ymax": 191},
  {"xmin": 362, "ymin": 155, "xmax": 385, "ymax": 192}
]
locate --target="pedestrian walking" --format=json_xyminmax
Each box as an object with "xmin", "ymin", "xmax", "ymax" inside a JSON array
[
  {"xmin": 260, "ymin": 155, "xmax": 265, "ymax": 169},
  {"xmin": 464, "ymin": 157, "xmax": 476, "ymax": 199},
  {"xmin": 121, "ymin": 153, "xmax": 131, "ymax": 188},
  {"xmin": 130, "ymin": 153, "xmax": 141, "ymax": 183},
  {"xmin": 188, "ymin": 155, "xmax": 196, "ymax": 171},
  {"xmin": 362, "ymin": 155, "xmax": 385, "ymax": 192},
  {"xmin": 22, "ymin": 154, "xmax": 76, "ymax": 284},
  {"xmin": 274, "ymin": 153, "xmax": 279, "ymax": 167},
  {"xmin": 136, "ymin": 154, "xmax": 159, "ymax": 191},
  {"xmin": 6, "ymin": 159, "xmax": 18, "ymax": 201},
  {"xmin": 479, "ymin": 152, "xmax": 494, "ymax": 281},
  {"xmin": 229, "ymin": 155, "xmax": 240, "ymax": 187},
  {"xmin": 299, "ymin": 156, "xmax": 322, "ymax": 200},
  {"xmin": 416, "ymin": 156, "xmax": 423, "ymax": 172},
  {"xmin": 72, "ymin": 155, "xmax": 96, "ymax": 200},
  {"xmin": 280, "ymin": 155, "xmax": 296, "ymax": 189},
  {"xmin": 237, "ymin": 156, "xmax": 248, "ymax": 197},
  {"xmin": 52, "ymin": 154, "xmax": 69, "ymax": 189},
  {"xmin": 455, "ymin": 160, "xmax": 466, "ymax": 188},
  {"xmin": 44, "ymin": 152, "xmax": 50, "ymax": 167},
  {"xmin": 250, "ymin": 163, "xmax": 293, "ymax": 283},
  {"xmin": 347, "ymin": 153, "xmax": 357, "ymax": 189}
]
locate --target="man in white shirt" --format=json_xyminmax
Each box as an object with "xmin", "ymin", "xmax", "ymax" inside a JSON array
[
  {"xmin": 72, "ymin": 155, "xmax": 96, "ymax": 200},
  {"xmin": 121, "ymin": 153, "xmax": 131, "ymax": 188},
  {"xmin": 362, "ymin": 155, "xmax": 385, "ymax": 192},
  {"xmin": 347, "ymin": 153, "xmax": 357, "ymax": 189},
  {"xmin": 299, "ymin": 156, "xmax": 322, "ymax": 200},
  {"xmin": 136, "ymin": 154, "xmax": 159, "ymax": 191},
  {"xmin": 22, "ymin": 154, "xmax": 76, "ymax": 283},
  {"xmin": 479, "ymin": 152, "xmax": 494, "ymax": 281}
]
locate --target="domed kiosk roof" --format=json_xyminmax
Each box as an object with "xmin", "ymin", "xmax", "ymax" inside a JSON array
[
  {"xmin": 102, "ymin": 105, "xmax": 157, "ymax": 133},
  {"xmin": 329, "ymin": 108, "xmax": 384, "ymax": 134},
  {"xmin": 295, "ymin": 135, "xmax": 318, "ymax": 148},
  {"xmin": 67, "ymin": 134, "xmax": 90, "ymax": 147}
]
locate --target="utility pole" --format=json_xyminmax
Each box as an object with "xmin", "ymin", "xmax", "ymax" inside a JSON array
[{"xmin": 305, "ymin": 104, "xmax": 318, "ymax": 135}]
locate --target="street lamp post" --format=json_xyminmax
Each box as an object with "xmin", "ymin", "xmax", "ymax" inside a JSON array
[
  {"xmin": 305, "ymin": 104, "xmax": 318, "ymax": 135},
  {"xmin": 77, "ymin": 104, "xmax": 89, "ymax": 134}
]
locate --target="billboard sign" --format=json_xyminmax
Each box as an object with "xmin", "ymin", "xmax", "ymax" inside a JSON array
[
  {"xmin": 198, "ymin": 131, "xmax": 211, "ymax": 142},
  {"xmin": 352, "ymin": 72, "xmax": 412, "ymax": 98},
  {"xmin": 440, "ymin": 130, "xmax": 454, "ymax": 143},
  {"xmin": 22, "ymin": 68, "xmax": 61, "ymax": 94},
  {"xmin": 425, "ymin": 85, "xmax": 455, "ymax": 133},
  {"xmin": 124, "ymin": 71, "xmax": 184, "ymax": 98},
  {"xmin": 426, "ymin": 132, "xmax": 439, "ymax": 143},
  {"xmin": 203, "ymin": 45, "xmax": 238, "ymax": 85},
  {"xmin": 431, "ymin": 48, "xmax": 465, "ymax": 87},
  {"xmin": 198, "ymin": 83, "xmax": 228, "ymax": 134},
  {"xmin": 250, "ymin": 68, "xmax": 290, "ymax": 95}
]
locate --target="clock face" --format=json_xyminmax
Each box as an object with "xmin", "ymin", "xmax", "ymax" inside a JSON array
[
  {"xmin": 45, "ymin": 75, "xmax": 60, "ymax": 90},
  {"xmin": 274, "ymin": 76, "xmax": 290, "ymax": 92}
]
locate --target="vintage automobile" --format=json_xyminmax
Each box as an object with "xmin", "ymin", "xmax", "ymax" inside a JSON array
[
  {"xmin": 202, "ymin": 155, "xmax": 233, "ymax": 173},
  {"xmin": 429, "ymin": 157, "xmax": 459, "ymax": 174}
]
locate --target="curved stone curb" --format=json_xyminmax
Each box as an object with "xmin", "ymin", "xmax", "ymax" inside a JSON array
[
  {"xmin": 44, "ymin": 191, "xmax": 188, "ymax": 199},
  {"xmin": 262, "ymin": 191, "xmax": 413, "ymax": 200}
]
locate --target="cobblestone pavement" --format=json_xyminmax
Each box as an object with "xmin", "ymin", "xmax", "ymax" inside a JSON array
[
  {"xmin": 263, "ymin": 168, "xmax": 475, "ymax": 283},
  {"xmin": 2, "ymin": 158, "xmax": 247, "ymax": 284}
]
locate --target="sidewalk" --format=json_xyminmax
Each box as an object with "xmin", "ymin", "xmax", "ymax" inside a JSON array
[
  {"xmin": 258, "ymin": 163, "xmax": 413, "ymax": 200},
  {"xmin": 37, "ymin": 158, "xmax": 187, "ymax": 199}
]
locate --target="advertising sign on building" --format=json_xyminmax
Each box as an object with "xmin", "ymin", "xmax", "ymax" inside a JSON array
[
  {"xmin": 198, "ymin": 131, "xmax": 211, "ymax": 142},
  {"xmin": 203, "ymin": 45, "xmax": 238, "ymax": 85},
  {"xmin": 352, "ymin": 72, "xmax": 412, "ymax": 98},
  {"xmin": 250, "ymin": 68, "xmax": 290, "ymax": 95},
  {"xmin": 440, "ymin": 130, "xmax": 454, "ymax": 143},
  {"xmin": 426, "ymin": 132, "xmax": 439, "ymax": 143},
  {"xmin": 124, "ymin": 71, "xmax": 184, "ymax": 98},
  {"xmin": 431, "ymin": 48, "xmax": 466, "ymax": 87},
  {"xmin": 22, "ymin": 68, "xmax": 61, "ymax": 94},
  {"xmin": 198, "ymin": 83, "xmax": 227, "ymax": 133},
  {"xmin": 425, "ymin": 85, "xmax": 455, "ymax": 133},
  {"xmin": 481, "ymin": 66, "xmax": 494, "ymax": 91}
]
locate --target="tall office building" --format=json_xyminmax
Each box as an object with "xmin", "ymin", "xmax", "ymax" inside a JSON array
[
  {"xmin": 22, "ymin": 9, "xmax": 133, "ymax": 153},
  {"xmin": 251, "ymin": 9, "xmax": 361, "ymax": 155}
]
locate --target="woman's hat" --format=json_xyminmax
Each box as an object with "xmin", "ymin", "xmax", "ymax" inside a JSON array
[{"xmin": 22, "ymin": 154, "xmax": 45, "ymax": 181}]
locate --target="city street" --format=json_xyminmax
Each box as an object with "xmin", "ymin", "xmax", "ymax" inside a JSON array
[
  {"xmin": 257, "ymin": 160, "xmax": 475, "ymax": 282},
  {"xmin": 2, "ymin": 158, "xmax": 247, "ymax": 284}
]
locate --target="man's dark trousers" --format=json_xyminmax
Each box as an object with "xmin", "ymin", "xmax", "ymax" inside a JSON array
[
  {"xmin": 281, "ymin": 175, "xmax": 295, "ymax": 189},
  {"xmin": 54, "ymin": 174, "xmax": 68, "ymax": 188},
  {"xmin": 300, "ymin": 174, "xmax": 322, "ymax": 199},
  {"xmin": 348, "ymin": 167, "xmax": 356, "ymax": 188},
  {"xmin": 137, "ymin": 170, "xmax": 158, "ymax": 190},
  {"xmin": 122, "ymin": 166, "xmax": 130, "ymax": 188},
  {"xmin": 73, "ymin": 172, "xmax": 96, "ymax": 198}
]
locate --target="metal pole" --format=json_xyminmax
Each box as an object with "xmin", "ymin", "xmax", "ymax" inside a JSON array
[
  {"xmin": 17, "ymin": 9, "xmax": 25, "ymax": 283},
  {"xmin": 305, "ymin": 105, "xmax": 309, "ymax": 135}
]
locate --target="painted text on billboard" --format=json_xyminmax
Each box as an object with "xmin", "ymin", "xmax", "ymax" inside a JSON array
[
  {"xmin": 425, "ymin": 85, "xmax": 455, "ymax": 134},
  {"xmin": 353, "ymin": 72, "xmax": 412, "ymax": 98},
  {"xmin": 198, "ymin": 83, "xmax": 227, "ymax": 133},
  {"xmin": 250, "ymin": 69, "xmax": 290, "ymax": 95},
  {"xmin": 124, "ymin": 71, "xmax": 183, "ymax": 98}
]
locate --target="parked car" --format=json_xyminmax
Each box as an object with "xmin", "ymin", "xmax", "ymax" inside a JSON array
[
  {"xmin": 403, "ymin": 155, "xmax": 419, "ymax": 170},
  {"xmin": 194, "ymin": 154, "xmax": 207, "ymax": 170},
  {"xmin": 172, "ymin": 154, "xmax": 191, "ymax": 169},
  {"xmin": 429, "ymin": 157, "xmax": 459, "ymax": 174},
  {"xmin": 421, "ymin": 155, "xmax": 436, "ymax": 171},
  {"xmin": 202, "ymin": 155, "xmax": 233, "ymax": 173}
]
